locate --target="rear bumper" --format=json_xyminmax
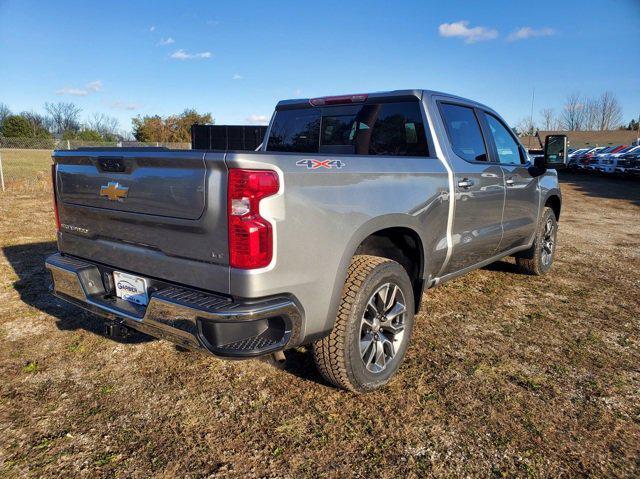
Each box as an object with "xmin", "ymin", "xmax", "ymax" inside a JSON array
[{"xmin": 45, "ymin": 253, "xmax": 303, "ymax": 358}]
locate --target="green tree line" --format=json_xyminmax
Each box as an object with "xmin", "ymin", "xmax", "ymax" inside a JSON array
[
  {"xmin": 0, "ymin": 101, "xmax": 213, "ymax": 143},
  {"xmin": 131, "ymin": 109, "xmax": 212, "ymax": 143}
]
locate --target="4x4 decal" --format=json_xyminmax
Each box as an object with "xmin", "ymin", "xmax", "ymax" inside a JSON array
[{"xmin": 296, "ymin": 159, "xmax": 345, "ymax": 169}]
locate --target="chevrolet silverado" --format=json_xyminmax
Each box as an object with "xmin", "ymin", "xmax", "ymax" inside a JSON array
[{"xmin": 46, "ymin": 90, "xmax": 567, "ymax": 392}]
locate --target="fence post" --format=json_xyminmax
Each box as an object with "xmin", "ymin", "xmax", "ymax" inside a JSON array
[
  {"xmin": 67, "ymin": 140, "xmax": 70, "ymax": 150},
  {"xmin": 0, "ymin": 151, "xmax": 4, "ymax": 192}
]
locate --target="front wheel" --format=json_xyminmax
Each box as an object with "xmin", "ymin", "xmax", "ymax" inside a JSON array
[
  {"xmin": 312, "ymin": 255, "xmax": 415, "ymax": 393},
  {"xmin": 516, "ymin": 206, "xmax": 558, "ymax": 275}
]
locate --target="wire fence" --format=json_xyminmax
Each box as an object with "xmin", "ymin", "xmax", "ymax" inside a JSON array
[{"xmin": 0, "ymin": 137, "xmax": 191, "ymax": 192}]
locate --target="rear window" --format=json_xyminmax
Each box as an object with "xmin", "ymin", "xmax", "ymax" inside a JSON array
[
  {"xmin": 267, "ymin": 101, "xmax": 429, "ymax": 156},
  {"xmin": 265, "ymin": 109, "xmax": 321, "ymax": 153}
]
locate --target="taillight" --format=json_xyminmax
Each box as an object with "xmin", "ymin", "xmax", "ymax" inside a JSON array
[
  {"xmin": 51, "ymin": 164, "xmax": 60, "ymax": 232},
  {"xmin": 228, "ymin": 169, "xmax": 279, "ymax": 269},
  {"xmin": 309, "ymin": 94, "xmax": 368, "ymax": 107}
]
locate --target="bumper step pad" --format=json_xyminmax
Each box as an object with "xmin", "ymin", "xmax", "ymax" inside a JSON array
[{"xmin": 222, "ymin": 334, "xmax": 280, "ymax": 352}]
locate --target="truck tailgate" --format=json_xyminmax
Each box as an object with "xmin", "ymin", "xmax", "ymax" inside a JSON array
[
  {"xmin": 57, "ymin": 150, "xmax": 206, "ymax": 219},
  {"xmin": 53, "ymin": 149, "xmax": 230, "ymax": 292}
]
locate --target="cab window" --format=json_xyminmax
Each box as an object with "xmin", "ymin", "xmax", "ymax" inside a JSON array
[
  {"xmin": 439, "ymin": 103, "xmax": 488, "ymax": 162},
  {"xmin": 483, "ymin": 113, "xmax": 524, "ymax": 165}
]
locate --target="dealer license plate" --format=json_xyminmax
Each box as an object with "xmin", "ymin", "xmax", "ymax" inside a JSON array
[{"xmin": 113, "ymin": 271, "xmax": 149, "ymax": 306}]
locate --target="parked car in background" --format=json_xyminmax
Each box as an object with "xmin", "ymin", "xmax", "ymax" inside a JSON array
[
  {"xmin": 568, "ymin": 148, "xmax": 590, "ymax": 159},
  {"xmin": 627, "ymin": 156, "xmax": 640, "ymax": 177},
  {"xmin": 567, "ymin": 148, "xmax": 591, "ymax": 170},
  {"xmin": 616, "ymin": 151, "xmax": 640, "ymax": 176},
  {"xmin": 575, "ymin": 147, "xmax": 606, "ymax": 170},
  {"xmin": 599, "ymin": 145, "xmax": 640, "ymax": 174},
  {"xmin": 588, "ymin": 145, "xmax": 627, "ymax": 172}
]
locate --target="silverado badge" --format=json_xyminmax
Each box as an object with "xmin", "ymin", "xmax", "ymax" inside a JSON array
[{"xmin": 100, "ymin": 182, "xmax": 129, "ymax": 201}]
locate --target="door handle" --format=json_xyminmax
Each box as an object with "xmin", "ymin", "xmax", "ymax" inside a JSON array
[
  {"xmin": 457, "ymin": 178, "xmax": 475, "ymax": 189},
  {"xmin": 506, "ymin": 178, "xmax": 515, "ymax": 186}
]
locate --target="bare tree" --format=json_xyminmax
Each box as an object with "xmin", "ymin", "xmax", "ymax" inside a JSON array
[
  {"xmin": 0, "ymin": 102, "xmax": 11, "ymax": 129},
  {"xmin": 44, "ymin": 102, "xmax": 82, "ymax": 134},
  {"xmin": 516, "ymin": 117, "xmax": 537, "ymax": 136},
  {"xmin": 560, "ymin": 93, "xmax": 585, "ymax": 131},
  {"xmin": 20, "ymin": 111, "xmax": 49, "ymax": 136},
  {"xmin": 596, "ymin": 91, "xmax": 623, "ymax": 130},
  {"xmin": 87, "ymin": 113, "xmax": 120, "ymax": 139},
  {"xmin": 583, "ymin": 97, "xmax": 599, "ymax": 131},
  {"xmin": 540, "ymin": 108, "xmax": 557, "ymax": 130}
]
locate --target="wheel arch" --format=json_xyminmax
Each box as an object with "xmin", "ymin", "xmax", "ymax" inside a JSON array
[
  {"xmin": 316, "ymin": 216, "xmax": 427, "ymax": 343},
  {"xmin": 544, "ymin": 193, "xmax": 562, "ymax": 221},
  {"xmin": 354, "ymin": 227, "xmax": 425, "ymax": 313}
]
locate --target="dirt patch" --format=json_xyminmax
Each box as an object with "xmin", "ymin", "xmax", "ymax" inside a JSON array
[{"xmin": 0, "ymin": 173, "xmax": 639, "ymax": 478}]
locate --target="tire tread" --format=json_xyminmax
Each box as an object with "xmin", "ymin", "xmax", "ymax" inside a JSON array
[
  {"xmin": 516, "ymin": 206, "xmax": 556, "ymax": 275},
  {"xmin": 312, "ymin": 255, "xmax": 392, "ymax": 392}
]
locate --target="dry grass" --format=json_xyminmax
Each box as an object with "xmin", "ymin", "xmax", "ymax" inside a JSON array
[
  {"xmin": 0, "ymin": 149, "xmax": 52, "ymax": 190},
  {"xmin": 0, "ymin": 173, "xmax": 638, "ymax": 478}
]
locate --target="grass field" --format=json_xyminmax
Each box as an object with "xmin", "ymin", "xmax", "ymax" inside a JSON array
[
  {"xmin": 0, "ymin": 173, "xmax": 638, "ymax": 478},
  {"xmin": 0, "ymin": 149, "xmax": 53, "ymax": 190}
]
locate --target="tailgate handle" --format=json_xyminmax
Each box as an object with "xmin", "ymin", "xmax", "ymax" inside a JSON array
[{"xmin": 98, "ymin": 157, "xmax": 126, "ymax": 173}]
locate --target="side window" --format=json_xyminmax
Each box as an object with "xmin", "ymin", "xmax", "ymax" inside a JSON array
[
  {"xmin": 483, "ymin": 113, "xmax": 523, "ymax": 165},
  {"xmin": 267, "ymin": 109, "xmax": 320, "ymax": 153},
  {"xmin": 440, "ymin": 103, "xmax": 487, "ymax": 162},
  {"xmin": 367, "ymin": 102, "xmax": 428, "ymax": 156}
]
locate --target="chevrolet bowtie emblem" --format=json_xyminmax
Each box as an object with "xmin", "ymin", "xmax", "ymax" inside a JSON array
[{"xmin": 100, "ymin": 182, "xmax": 129, "ymax": 201}]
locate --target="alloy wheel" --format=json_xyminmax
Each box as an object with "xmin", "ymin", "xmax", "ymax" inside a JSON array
[
  {"xmin": 541, "ymin": 218, "xmax": 555, "ymax": 266},
  {"xmin": 359, "ymin": 283, "xmax": 407, "ymax": 373}
]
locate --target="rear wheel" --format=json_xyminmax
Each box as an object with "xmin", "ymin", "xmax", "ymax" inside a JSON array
[
  {"xmin": 516, "ymin": 206, "xmax": 558, "ymax": 275},
  {"xmin": 312, "ymin": 255, "xmax": 415, "ymax": 392}
]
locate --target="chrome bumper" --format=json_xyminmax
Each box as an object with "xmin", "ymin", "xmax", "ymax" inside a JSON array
[{"xmin": 45, "ymin": 253, "xmax": 302, "ymax": 358}]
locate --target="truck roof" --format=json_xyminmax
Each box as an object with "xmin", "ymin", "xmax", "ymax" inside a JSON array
[{"xmin": 276, "ymin": 89, "xmax": 493, "ymax": 112}]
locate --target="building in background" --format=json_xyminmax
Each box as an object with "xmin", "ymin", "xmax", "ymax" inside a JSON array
[{"xmin": 521, "ymin": 130, "xmax": 640, "ymax": 150}]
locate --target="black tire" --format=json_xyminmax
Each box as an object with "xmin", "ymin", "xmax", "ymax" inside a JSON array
[
  {"xmin": 515, "ymin": 207, "xmax": 558, "ymax": 275},
  {"xmin": 312, "ymin": 255, "xmax": 415, "ymax": 393}
]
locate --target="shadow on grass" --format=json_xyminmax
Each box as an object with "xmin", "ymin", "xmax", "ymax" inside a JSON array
[
  {"xmin": 2, "ymin": 241, "xmax": 329, "ymax": 384},
  {"xmin": 2, "ymin": 241, "xmax": 153, "ymax": 345},
  {"xmin": 559, "ymin": 172, "xmax": 640, "ymax": 207},
  {"xmin": 280, "ymin": 347, "xmax": 329, "ymax": 386},
  {"xmin": 482, "ymin": 260, "xmax": 522, "ymax": 274}
]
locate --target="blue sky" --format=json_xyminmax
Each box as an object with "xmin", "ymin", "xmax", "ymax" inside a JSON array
[{"xmin": 1, "ymin": 0, "xmax": 638, "ymax": 134}]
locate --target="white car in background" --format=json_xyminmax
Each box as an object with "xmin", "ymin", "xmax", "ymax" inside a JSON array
[
  {"xmin": 587, "ymin": 146, "xmax": 622, "ymax": 171},
  {"xmin": 598, "ymin": 145, "xmax": 640, "ymax": 173}
]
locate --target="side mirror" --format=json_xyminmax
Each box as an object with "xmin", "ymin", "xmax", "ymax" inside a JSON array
[{"xmin": 544, "ymin": 135, "xmax": 568, "ymax": 169}]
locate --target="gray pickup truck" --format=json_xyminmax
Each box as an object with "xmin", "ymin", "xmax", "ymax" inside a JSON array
[{"xmin": 46, "ymin": 90, "xmax": 567, "ymax": 392}]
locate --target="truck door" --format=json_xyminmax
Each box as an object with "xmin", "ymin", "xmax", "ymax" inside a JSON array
[
  {"xmin": 480, "ymin": 111, "xmax": 539, "ymax": 252},
  {"xmin": 437, "ymin": 102, "xmax": 505, "ymax": 274}
]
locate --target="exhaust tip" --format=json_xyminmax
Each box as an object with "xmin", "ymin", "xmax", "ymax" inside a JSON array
[{"xmin": 261, "ymin": 350, "xmax": 287, "ymax": 370}]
